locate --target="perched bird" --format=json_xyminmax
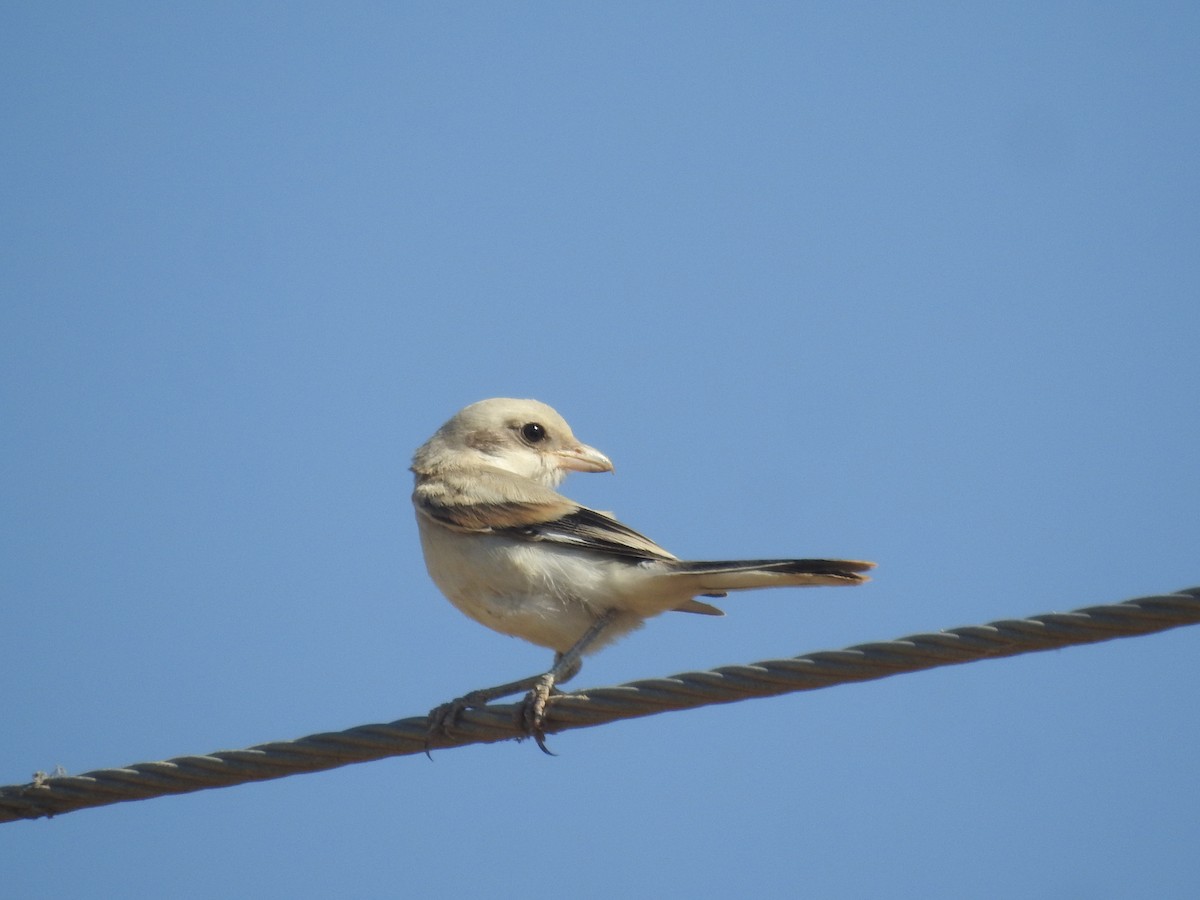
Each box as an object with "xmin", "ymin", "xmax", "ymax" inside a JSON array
[{"xmin": 412, "ymin": 398, "xmax": 874, "ymax": 749}]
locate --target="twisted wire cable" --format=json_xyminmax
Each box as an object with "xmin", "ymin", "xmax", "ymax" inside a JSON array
[{"xmin": 4, "ymin": 586, "xmax": 1197, "ymax": 823}]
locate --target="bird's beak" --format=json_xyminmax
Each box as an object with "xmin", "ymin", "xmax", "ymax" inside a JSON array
[{"xmin": 555, "ymin": 443, "xmax": 614, "ymax": 474}]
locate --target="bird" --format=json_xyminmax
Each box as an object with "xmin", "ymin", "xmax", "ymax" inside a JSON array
[{"xmin": 412, "ymin": 398, "xmax": 874, "ymax": 751}]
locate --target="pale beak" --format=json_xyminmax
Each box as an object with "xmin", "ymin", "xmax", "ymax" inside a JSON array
[{"xmin": 555, "ymin": 443, "xmax": 614, "ymax": 474}]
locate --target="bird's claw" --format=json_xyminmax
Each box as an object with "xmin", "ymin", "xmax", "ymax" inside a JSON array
[
  {"xmin": 425, "ymin": 691, "xmax": 489, "ymax": 757},
  {"xmin": 426, "ymin": 676, "xmax": 566, "ymax": 757},
  {"xmin": 519, "ymin": 675, "xmax": 559, "ymax": 756}
]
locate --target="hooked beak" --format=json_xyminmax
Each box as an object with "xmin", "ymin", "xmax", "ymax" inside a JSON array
[{"xmin": 555, "ymin": 443, "xmax": 614, "ymax": 474}]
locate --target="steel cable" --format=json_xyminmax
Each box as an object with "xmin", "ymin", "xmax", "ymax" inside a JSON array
[{"xmin": 3, "ymin": 586, "xmax": 1197, "ymax": 823}]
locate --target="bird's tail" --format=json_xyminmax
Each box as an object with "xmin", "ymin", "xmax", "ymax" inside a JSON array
[{"xmin": 667, "ymin": 558, "xmax": 874, "ymax": 604}]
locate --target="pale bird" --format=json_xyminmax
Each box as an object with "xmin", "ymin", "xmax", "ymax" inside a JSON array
[{"xmin": 412, "ymin": 398, "xmax": 873, "ymax": 749}]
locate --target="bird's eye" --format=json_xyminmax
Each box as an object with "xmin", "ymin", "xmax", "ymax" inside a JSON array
[{"xmin": 521, "ymin": 422, "xmax": 547, "ymax": 443}]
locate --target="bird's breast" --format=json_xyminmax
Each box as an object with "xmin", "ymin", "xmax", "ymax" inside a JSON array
[{"xmin": 415, "ymin": 517, "xmax": 622, "ymax": 651}]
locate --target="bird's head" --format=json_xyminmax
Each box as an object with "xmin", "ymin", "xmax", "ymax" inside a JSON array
[{"xmin": 412, "ymin": 398, "xmax": 613, "ymax": 488}]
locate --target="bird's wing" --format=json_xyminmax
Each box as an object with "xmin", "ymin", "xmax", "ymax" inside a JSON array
[
  {"xmin": 514, "ymin": 505, "xmax": 680, "ymax": 561},
  {"xmin": 413, "ymin": 466, "xmax": 678, "ymax": 562}
]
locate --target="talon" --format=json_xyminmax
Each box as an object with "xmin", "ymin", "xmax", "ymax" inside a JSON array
[
  {"xmin": 519, "ymin": 675, "xmax": 559, "ymax": 755},
  {"xmin": 425, "ymin": 692, "xmax": 487, "ymax": 757}
]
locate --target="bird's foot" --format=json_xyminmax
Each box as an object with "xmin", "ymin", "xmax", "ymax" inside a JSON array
[
  {"xmin": 425, "ymin": 690, "xmax": 493, "ymax": 756},
  {"xmin": 518, "ymin": 674, "xmax": 560, "ymax": 756}
]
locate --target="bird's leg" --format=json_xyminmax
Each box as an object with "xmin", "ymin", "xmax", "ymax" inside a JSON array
[
  {"xmin": 426, "ymin": 610, "xmax": 618, "ymax": 755},
  {"xmin": 427, "ymin": 673, "xmax": 547, "ymax": 740},
  {"xmin": 521, "ymin": 609, "xmax": 618, "ymax": 755}
]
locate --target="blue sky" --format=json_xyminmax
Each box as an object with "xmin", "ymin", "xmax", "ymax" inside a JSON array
[{"xmin": 3, "ymin": 4, "xmax": 1198, "ymax": 897}]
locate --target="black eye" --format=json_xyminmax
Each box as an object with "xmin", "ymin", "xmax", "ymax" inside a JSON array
[{"xmin": 521, "ymin": 422, "xmax": 547, "ymax": 443}]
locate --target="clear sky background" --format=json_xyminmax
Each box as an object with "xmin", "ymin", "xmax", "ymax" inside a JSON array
[{"xmin": 3, "ymin": 4, "xmax": 1198, "ymax": 898}]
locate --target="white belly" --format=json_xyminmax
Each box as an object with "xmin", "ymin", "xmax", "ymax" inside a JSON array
[{"xmin": 416, "ymin": 516, "xmax": 663, "ymax": 653}]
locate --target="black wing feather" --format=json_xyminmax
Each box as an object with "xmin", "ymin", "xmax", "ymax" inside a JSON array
[{"xmin": 500, "ymin": 507, "xmax": 677, "ymax": 562}]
